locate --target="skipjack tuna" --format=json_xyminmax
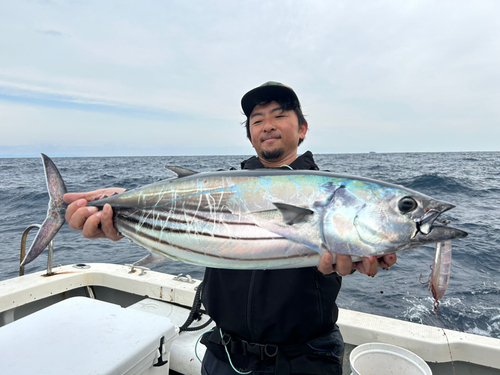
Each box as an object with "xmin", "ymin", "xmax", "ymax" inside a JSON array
[{"xmin": 22, "ymin": 154, "xmax": 467, "ymax": 273}]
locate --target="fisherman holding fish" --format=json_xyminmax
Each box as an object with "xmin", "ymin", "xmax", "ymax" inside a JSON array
[{"xmin": 63, "ymin": 82, "xmax": 398, "ymax": 374}]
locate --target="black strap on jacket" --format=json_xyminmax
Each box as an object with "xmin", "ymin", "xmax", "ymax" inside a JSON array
[
  {"xmin": 201, "ymin": 328, "xmax": 295, "ymax": 374},
  {"xmin": 210, "ymin": 328, "xmax": 279, "ymax": 361},
  {"xmin": 201, "ymin": 327, "xmax": 342, "ymax": 375}
]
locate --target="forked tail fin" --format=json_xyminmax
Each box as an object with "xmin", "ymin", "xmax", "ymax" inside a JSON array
[{"xmin": 20, "ymin": 154, "xmax": 68, "ymax": 267}]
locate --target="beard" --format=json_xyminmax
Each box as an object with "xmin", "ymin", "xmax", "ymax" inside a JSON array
[{"xmin": 260, "ymin": 147, "xmax": 285, "ymax": 160}]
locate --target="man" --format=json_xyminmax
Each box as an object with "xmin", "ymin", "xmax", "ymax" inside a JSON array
[{"xmin": 64, "ymin": 82, "xmax": 396, "ymax": 374}]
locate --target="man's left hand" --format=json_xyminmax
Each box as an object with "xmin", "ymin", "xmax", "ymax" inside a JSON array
[{"xmin": 318, "ymin": 253, "xmax": 396, "ymax": 277}]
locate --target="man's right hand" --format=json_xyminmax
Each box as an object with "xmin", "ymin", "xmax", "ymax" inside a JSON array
[{"xmin": 63, "ymin": 188, "xmax": 125, "ymax": 241}]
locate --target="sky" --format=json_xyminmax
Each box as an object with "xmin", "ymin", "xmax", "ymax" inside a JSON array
[{"xmin": 1, "ymin": 0, "xmax": 499, "ymax": 157}]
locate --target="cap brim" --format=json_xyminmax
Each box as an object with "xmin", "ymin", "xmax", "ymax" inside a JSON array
[{"xmin": 241, "ymin": 85, "xmax": 300, "ymax": 116}]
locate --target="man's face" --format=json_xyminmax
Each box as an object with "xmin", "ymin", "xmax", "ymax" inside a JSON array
[{"xmin": 248, "ymin": 101, "xmax": 307, "ymax": 161}]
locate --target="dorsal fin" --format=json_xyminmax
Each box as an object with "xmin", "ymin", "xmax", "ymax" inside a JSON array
[
  {"xmin": 165, "ymin": 166, "xmax": 199, "ymax": 177},
  {"xmin": 272, "ymin": 202, "xmax": 314, "ymax": 225}
]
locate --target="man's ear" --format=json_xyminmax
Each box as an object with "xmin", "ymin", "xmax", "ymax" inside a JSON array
[
  {"xmin": 248, "ymin": 135, "xmax": 256, "ymax": 149},
  {"xmin": 299, "ymin": 121, "xmax": 308, "ymax": 140}
]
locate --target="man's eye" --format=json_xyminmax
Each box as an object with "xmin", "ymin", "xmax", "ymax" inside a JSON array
[{"xmin": 252, "ymin": 120, "xmax": 262, "ymax": 125}]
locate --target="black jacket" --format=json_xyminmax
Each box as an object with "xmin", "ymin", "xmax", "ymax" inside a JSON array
[{"xmin": 201, "ymin": 151, "xmax": 342, "ymax": 346}]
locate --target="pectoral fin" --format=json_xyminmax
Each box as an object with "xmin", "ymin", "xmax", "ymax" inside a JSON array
[
  {"xmin": 245, "ymin": 205, "xmax": 322, "ymax": 253},
  {"xmin": 272, "ymin": 202, "xmax": 314, "ymax": 225}
]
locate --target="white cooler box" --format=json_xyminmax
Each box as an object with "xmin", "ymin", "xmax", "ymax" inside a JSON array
[{"xmin": 0, "ymin": 296, "xmax": 178, "ymax": 375}]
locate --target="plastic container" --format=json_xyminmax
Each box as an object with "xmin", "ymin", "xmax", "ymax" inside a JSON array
[{"xmin": 350, "ymin": 342, "xmax": 432, "ymax": 375}]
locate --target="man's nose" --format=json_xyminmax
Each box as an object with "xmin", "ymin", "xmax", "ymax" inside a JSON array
[{"xmin": 263, "ymin": 118, "xmax": 275, "ymax": 131}]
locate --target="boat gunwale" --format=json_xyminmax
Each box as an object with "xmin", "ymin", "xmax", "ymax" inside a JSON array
[{"xmin": 1, "ymin": 263, "xmax": 499, "ymax": 369}]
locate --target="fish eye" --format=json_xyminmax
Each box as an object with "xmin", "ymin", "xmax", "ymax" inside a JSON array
[{"xmin": 398, "ymin": 196, "xmax": 418, "ymax": 213}]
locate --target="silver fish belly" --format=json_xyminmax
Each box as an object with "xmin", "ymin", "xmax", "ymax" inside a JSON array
[{"xmin": 21, "ymin": 154, "xmax": 468, "ymax": 269}]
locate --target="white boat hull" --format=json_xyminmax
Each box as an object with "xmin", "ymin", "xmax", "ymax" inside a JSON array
[{"xmin": 1, "ymin": 263, "xmax": 499, "ymax": 374}]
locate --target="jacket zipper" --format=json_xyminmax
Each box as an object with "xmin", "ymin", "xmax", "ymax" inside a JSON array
[
  {"xmin": 246, "ymin": 270, "xmax": 257, "ymax": 342},
  {"xmin": 315, "ymin": 275, "xmax": 324, "ymax": 324}
]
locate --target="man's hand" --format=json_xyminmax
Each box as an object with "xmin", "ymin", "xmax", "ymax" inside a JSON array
[
  {"xmin": 318, "ymin": 252, "xmax": 397, "ymax": 277},
  {"xmin": 63, "ymin": 188, "xmax": 125, "ymax": 241}
]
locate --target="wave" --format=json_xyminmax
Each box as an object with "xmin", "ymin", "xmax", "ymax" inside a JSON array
[
  {"xmin": 400, "ymin": 295, "xmax": 500, "ymax": 338},
  {"xmin": 394, "ymin": 174, "xmax": 500, "ymax": 199},
  {"xmin": 396, "ymin": 174, "xmax": 474, "ymax": 195},
  {"xmin": 461, "ymin": 157, "xmax": 480, "ymax": 162}
]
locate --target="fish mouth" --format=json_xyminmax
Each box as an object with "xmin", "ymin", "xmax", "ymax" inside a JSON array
[
  {"xmin": 412, "ymin": 202, "xmax": 468, "ymax": 244},
  {"xmin": 416, "ymin": 202, "xmax": 454, "ymax": 235}
]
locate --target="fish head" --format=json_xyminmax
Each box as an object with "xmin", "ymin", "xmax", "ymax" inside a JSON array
[
  {"xmin": 404, "ymin": 195, "xmax": 468, "ymax": 247},
  {"xmin": 321, "ymin": 185, "xmax": 468, "ymax": 256}
]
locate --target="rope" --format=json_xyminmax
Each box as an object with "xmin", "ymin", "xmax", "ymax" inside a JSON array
[{"xmin": 179, "ymin": 281, "xmax": 213, "ymax": 333}]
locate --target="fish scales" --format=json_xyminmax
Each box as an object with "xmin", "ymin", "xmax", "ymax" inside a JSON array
[
  {"xmin": 108, "ymin": 173, "xmax": 344, "ymax": 268},
  {"xmin": 21, "ymin": 154, "xmax": 468, "ymax": 271}
]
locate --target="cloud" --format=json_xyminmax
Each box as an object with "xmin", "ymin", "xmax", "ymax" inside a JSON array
[
  {"xmin": 0, "ymin": 83, "xmax": 192, "ymax": 122},
  {"xmin": 0, "ymin": 0, "xmax": 499, "ymax": 156}
]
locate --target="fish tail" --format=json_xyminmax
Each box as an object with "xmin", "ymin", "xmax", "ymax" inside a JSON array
[{"xmin": 20, "ymin": 154, "xmax": 68, "ymax": 267}]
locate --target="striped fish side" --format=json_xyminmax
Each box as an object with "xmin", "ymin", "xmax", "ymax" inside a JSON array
[
  {"xmin": 115, "ymin": 218, "xmax": 320, "ymax": 269},
  {"xmin": 97, "ymin": 173, "xmax": 339, "ymax": 268},
  {"xmin": 113, "ymin": 201, "xmax": 322, "ymax": 269}
]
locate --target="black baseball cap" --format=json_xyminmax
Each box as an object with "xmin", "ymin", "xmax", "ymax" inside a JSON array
[{"xmin": 241, "ymin": 81, "xmax": 301, "ymax": 117}]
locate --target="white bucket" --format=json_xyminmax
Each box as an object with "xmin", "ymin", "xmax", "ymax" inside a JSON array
[{"xmin": 350, "ymin": 343, "xmax": 432, "ymax": 375}]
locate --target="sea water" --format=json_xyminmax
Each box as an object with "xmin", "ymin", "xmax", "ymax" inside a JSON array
[{"xmin": 1, "ymin": 152, "xmax": 499, "ymax": 338}]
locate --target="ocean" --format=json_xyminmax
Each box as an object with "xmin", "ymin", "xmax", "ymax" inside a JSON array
[{"xmin": 1, "ymin": 152, "xmax": 499, "ymax": 338}]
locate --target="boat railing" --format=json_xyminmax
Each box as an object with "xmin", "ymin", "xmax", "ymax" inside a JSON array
[{"xmin": 19, "ymin": 224, "xmax": 54, "ymax": 277}]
